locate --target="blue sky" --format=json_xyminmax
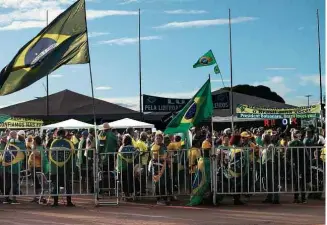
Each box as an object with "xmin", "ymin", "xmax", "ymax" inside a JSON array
[{"xmin": 0, "ymin": 0, "xmax": 325, "ymax": 111}]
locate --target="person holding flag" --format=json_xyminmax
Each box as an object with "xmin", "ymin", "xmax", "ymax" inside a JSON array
[{"xmin": 164, "ymin": 78, "xmax": 213, "ymax": 206}]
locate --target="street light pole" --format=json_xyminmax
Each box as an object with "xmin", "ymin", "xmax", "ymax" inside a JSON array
[{"xmin": 305, "ymin": 95, "xmax": 312, "ymax": 107}]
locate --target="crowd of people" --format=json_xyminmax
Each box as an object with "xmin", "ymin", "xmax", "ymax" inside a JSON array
[{"xmin": 0, "ymin": 122, "xmax": 325, "ymax": 206}]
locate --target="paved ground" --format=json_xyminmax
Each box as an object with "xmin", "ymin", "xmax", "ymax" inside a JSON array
[{"xmin": 0, "ymin": 196, "xmax": 324, "ymax": 225}]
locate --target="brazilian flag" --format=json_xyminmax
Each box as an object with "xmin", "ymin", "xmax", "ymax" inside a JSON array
[
  {"xmin": 193, "ymin": 50, "xmax": 216, "ymax": 68},
  {"xmin": 165, "ymin": 79, "xmax": 213, "ymax": 134},
  {"xmin": 0, "ymin": 0, "xmax": 89, "ymax": 96}
]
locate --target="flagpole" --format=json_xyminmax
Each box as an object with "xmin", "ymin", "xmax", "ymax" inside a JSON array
[
  {"xmin": 46, "ymin": 10, "xmax": 49, "ymax": 117},
  {"xmin": 84, "ymin": 0, "xmax": 98, "ymax": 202},
  {"xmin": 138, "ymin": 8, "xmax": 143, "ymax": 121},
  {"xmin": 228, "ymin": 9, "xmax": 235, "ymax": 131},
  {"xmin": 316, "ymin": 9, "xmax": 323, "ymax": 113},
  {"xmin": 209, "ymin": 74, "xmax": 214, "ymax": 154}
]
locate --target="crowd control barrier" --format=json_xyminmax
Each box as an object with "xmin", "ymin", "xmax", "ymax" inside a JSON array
[{"xmin": 0, "ymin": 146, "xmax": 325, "ymax": 206}]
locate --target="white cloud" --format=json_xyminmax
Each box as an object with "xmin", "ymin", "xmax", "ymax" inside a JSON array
[
  {"xmin": 299, "ymin": 75, "xmax": 326, "ymax": 86},
  {"xmin": 119, "ymin": 0, "xmax": 139, "ymax": 5},
  {"xmin": 253, "ymin": 76, "xmax": 293, "ymax": 98},
  {"xmin": 100, "ymin": 90, "xmax": 196, "ymax": 110},
  {"xmin": 98, "ymin": 36, "xmax": 162, "ymax": 46},
  {"xmin": 265, "ymin": 67, "xmax": 296, "ymax": 71},
  {"xmin": 95, "ymin": 86, "xmax": 112, "ymax": 90},
  {"xmin": 0, "ymin": 21, "xmax": 45, "ymax": 31},
  {"xmin": 49, "ymin": 74, "xmax": 63, "ymax": 78},
  {"xmin": 86, "ymin": 10, "xmax": 138, "ymax": 19},
  {"xmin": 164, "ymin": 10, "xmax": 207, "ymax": 15},
  {"xmin": 0, "ymin": 0, "xmax": 138, "ymax": 31},
  {"xmin": 88, "ymin": 32, "xmax": 110, "ymax": 38},
  {"xmin": 153, "ymin": 17, "xmax": 257, "ymax": 29}
]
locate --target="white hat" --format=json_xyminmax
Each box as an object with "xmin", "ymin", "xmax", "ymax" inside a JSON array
[{"xmin": 17, "ymin": 130, "xmax": 25, "ymax": 137}]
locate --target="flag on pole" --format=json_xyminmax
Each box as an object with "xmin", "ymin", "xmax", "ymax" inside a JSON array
[
  {"xmin": 165, "ymin": 79, "xmax": 213, "ymax": 134},
  {"xmin": 0, "ymin": 0, "xmax": 89, "ymax": 96},
  {"xmin": 193, "ymin": 50, "xmax": 217, "ymax": 68},
  {"xmin": 214, "ymin": 64, "xmax": 220, "ymax": 74}
]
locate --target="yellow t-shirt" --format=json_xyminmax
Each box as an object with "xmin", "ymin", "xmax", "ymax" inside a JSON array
[
  {"xmin": 132, "ymin": 138, "xmax": 137, "ymax": 148},
  {"xmin": 202, "ymin": 140, "xmax": 211, "ymax": 149},
  {"xmin": 188, "ymin": 147, "xmax": 200, "ymax": 174},
  {"xmin": 136, "ymin": 140, "xmax": 149, "ymax": 165},
  {"xmin": 320, "ymin": 147, "xmax": 325, "ymax": 162}
]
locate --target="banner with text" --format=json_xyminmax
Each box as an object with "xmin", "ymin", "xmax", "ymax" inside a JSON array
[
  {"xmin": 143, "ymin": 92, "xmax": 229, "ymax": 112},
  {"xmin": 236, "ymin": 104, "xmax": 321, "ymax": 119},
  {"xmin": 0, "ymin": 117, "xmax": 44, "ymax": 129}
]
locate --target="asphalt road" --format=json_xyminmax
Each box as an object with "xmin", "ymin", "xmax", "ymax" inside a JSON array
[{"xmin": 0, "ymin": 196, "xmax": 324, "ymax": 225}]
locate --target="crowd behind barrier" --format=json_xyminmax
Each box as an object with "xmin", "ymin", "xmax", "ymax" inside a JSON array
[{"xmin": 0, "ymin": 125, "xmax": 325, "ymax": 206}]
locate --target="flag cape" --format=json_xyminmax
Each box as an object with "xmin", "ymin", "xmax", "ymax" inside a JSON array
[
  {"xmin": 187, "ymin": 156, "xmax": 211, "ymax": 206},
  {"xmin": 165, "ymin": 79, "xmax": 213, "ymax": 134},
  {"xmin": 49, "ymin": 138, "xmax": 74, "ymax": 167},
  {"xmin": 0, "ymin": 0, "xmax": 89, "ymax": 95},
  {"xmin": 193, "ymin": 50, "xmax": 216, "ymax": 68},
  {"xmin": 2, "ymin": 144, "xmax": 25, "ymax": 167}
]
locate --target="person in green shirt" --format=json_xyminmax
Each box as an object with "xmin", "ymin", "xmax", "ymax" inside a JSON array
[{"xmin": 99, "ymin": 123, "xmax": 118, "ymax": 172}]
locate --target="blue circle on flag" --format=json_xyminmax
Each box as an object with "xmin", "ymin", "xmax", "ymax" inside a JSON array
[
  {"xmin": 200, "ymin": 57, "xmax": 209, "ymax": 65},
  {"xmin": 25, "ymin": 37, "xmax": 57, "ymax": 66},
  {"xmin": 185, "ymin": 102, "xmax": 197, "ymax": 120}
]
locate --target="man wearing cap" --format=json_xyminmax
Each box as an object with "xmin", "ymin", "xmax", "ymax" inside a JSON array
[
  {"xmin": 287, "ymin": 129, "xmax": 307, "ymax": 203},
  {"xmin": 99, "ymin": 122, "xmax": 117, "ymax": 172},
  {"xmin": 49, "ymin": 127, "xmax": 75, "ymax": 207}
]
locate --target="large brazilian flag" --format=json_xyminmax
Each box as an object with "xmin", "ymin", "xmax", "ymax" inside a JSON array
[
  {"xmin": 165, "ymin": 78, "xmax": 213, "ymax": 134},
  {"xmin": 0, "ymin": 0, "xmax": 89, "ymax": 95}
]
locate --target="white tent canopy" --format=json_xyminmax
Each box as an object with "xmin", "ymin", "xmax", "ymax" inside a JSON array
[
  {"xmin": 100, "ymin": 118, "xmax": 155, "ymax": 129},
  {"xmin": 41, "ymin": 119, "xmax": 94, "ymax": 130}
]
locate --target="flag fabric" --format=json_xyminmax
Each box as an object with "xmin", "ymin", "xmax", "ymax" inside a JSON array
[
  {"xmin": 0, "ymin": 0, "xmax": 89, "ymax": 96},
  {"xmin": 214, "ymin": 64, "xmax": 220, "ymax": 74},
  {"xmin": 193, "ymin": 50, "xmax": 216, "ymax": 68},
  {"xmin": 165, "ymin": 79, "xmax": 213, "ymax": 134}
]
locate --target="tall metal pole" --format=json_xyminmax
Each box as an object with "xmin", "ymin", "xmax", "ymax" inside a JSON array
[
  {"xmin": 46, "ymin": 10, "xmax": 49, "ymax": 117},
  {"xmin": 83, "ymin": 0, "xmax": 98, "ymax": 203},
  {"xmin": 228, "ymin": 9, "xmax": 234, "ymax": 131},
  {"xmin": 305, "ymin": 95, "xmax": 312, "ymax": 107},
  {"xmin": 138, "ymin": 8, "xmax": 143, "ymax": 121},
  {"xmin": 316, "ymin": 9, "xmax": 323, "ymax": 112}
]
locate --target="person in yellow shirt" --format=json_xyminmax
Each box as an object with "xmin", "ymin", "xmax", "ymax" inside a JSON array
[
  {"xmin": 151, "ymin": 132, "xmax": 170, "ymax": 205},
  {"xmin": 188, "ymin": 139, "xmax": 201, "ymax": 182},
  {"xmin": 136, "ymin": 132, "xmax": 149, "ymax": 194}
]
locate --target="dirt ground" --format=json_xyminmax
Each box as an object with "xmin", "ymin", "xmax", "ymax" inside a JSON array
[{"xmin": 0, "ymin": 196, "xmax": 324, "ymax": 225}]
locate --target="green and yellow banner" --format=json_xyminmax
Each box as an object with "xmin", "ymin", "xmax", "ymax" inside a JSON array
[
  {"xmin": 0, "ymin": 117, "xmax": 43, "ymax": 128},
  {"xmin": 236, "ymin": 104, "xmax": 321, "ymax": 119}
]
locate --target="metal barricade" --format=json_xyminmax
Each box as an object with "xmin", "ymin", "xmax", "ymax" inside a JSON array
[
  {"xmin": 0, "ymin": 147, "xmax": 95, "ymax": 205},
  {"xmin": 212, "ymin": 146, "xmax": 325, "ymax": 204}
]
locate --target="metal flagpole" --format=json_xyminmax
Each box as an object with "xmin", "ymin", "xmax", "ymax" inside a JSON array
[
  {"xmin": 228, "ymin": 9, "xmax": 235, "ymax": 131},
  {"xmin": 316, "ymin": 9, "xmax": 323, "ymax": 116},
  {"xmin": 84, "ymin": 0, "xmax": 99, "ymax": 204},
  {"xmin": 138, "ymin": 8, "xmax": 143, "ymax": 121},
  {"xmin": 46, "ymin": 10, "xmax": 49, "ymax": 117}
]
